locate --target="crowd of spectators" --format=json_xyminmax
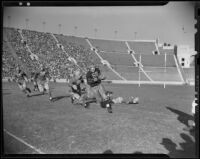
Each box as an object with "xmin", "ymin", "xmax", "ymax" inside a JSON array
[
  {"xmin": 56, "ymin": 34, "xmax": 95, "ymax": 70},
  {"xmin": 4, "ymin": 28, "xmax": 40, "ymax": 76},
  {"xmin": 2, "ymin": 40, "xmax": 18, "ymax": 78},
  {"xmin": 3, "ymin": 27, "xmax": 96, "ymax": 79}
]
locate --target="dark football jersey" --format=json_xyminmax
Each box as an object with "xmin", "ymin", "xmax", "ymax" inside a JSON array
[
  {"xmin": 15, "ymin": 71, "xmax": 27, "ymax": 83},
  {"xmin": 86, "ymin": 67, "xmax": 101, "ymax": 87}
]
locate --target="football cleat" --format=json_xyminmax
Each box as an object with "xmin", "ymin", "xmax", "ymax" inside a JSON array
[
  {"xmin": 26, "ymin": 94, "xmax": 30, "ymax": 97},
  {"xmin": 83, "ymin": 102, "xmax": 89, "ymax": 109},
  {"xmin": 106, "ymin": 103, "xmax": 112, "ymax": 113},
  {"xmin": 71, "ymin": 96, "xmax": 74, "ymax": 104}
]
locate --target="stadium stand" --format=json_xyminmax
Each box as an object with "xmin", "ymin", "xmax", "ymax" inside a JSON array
[
  {"xmin": 3, "ymin": 27, "xmax": 193, "ymax": 85},
  {"xmin": 98, "ymin": 52, "xmax": 134, "ymax": 66},
  {"xmin": 4, "ymin": 28, "xmax": 39, "ymax": 75},
  {"xmin": 2, "ymin": 41, "xmax": 18, "ymax": 78},
  {"xmin": 127, "ymin": 41, "xmax": 157, "ymax": 54},
  {"xmin": 112, "ymin": 65, "xmax": 140, "ymax": 81},
  {"xmin": 89, "ymin": 38, "xmax": 128, "ymax": 53},
  {"xmin": 183, "ymin": 68, "xmax": 195, "ymax": 83},
  {"xmin": 55, "ymin": 35, "xmax": 90, "ymax": 49},
  {"xmin": 98, "ymin": 65, "xmax": 123, "ymax": 80},
  {"xmin": 140, "ymin": 54, "xmax": 165, "ymax": 67},
  {"xmin": 158, "ymin": 46, "xmax": 174, "ymax": 54},
  {"xmin": 55, "ymin": 34, "xmax": 94, "ymax": 70}
]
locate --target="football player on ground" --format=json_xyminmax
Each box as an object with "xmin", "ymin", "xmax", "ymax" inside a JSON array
[
  {"xmin": 85, "ymin": 65, "xmax": 112, "ymax": 113},
  {"xmin": 14, "ymin": 67, "xmax": 31, "ymax": 97},
  {"xmin": 106, "ymin": 91, "xmax": 139, "ymax": 105},
  {"xmin": 36, "ymin": 66, "xmax": 53, "ymax": 101}
]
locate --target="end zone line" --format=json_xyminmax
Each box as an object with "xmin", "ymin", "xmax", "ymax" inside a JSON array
[{"xmin": 4, "ymin": 129, "xmax": 45, "ymax": 154}]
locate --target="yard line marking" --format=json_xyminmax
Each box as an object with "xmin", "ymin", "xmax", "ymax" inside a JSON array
[{"xmin": 4, "ymin": 129, "xmax": 45, "ymax": 154}]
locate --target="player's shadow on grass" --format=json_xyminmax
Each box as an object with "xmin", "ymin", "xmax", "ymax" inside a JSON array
[
  {"xmin": 29, "ymin": 92, "xmax": 45, "ymax": 97},
  {"xmin": 161, "ymin": 132, "xmax": 195, "ymax": 158},
  {"xmin": 166, "ymin": 107, "xmax": 194, "ymax": 127},
  {"xmin": 51, "ymin": 95, "xmax": 71, "ymax": 102}
]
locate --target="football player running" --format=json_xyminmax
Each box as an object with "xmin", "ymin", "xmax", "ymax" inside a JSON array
[
  {"xmin": 14, "ymin": 66, "xmax": 31, "ymax": 97},
  {"xmin": 85, "ymin": 65, "xmax": 112, "ymax": 113},
  {"xmin": 36, "ymin": 66, "xmax": 53, "ymax": 101}
]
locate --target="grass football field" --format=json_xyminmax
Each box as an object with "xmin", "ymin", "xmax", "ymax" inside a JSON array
[{"xmin": 2, "ymin": 81, "xmax": 195, "ymax": 157}]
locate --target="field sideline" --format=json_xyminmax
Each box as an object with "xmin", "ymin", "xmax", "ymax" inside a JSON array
[{"xmin": 2, "ymin": 82, "xmax": 196, "ymax": 157}]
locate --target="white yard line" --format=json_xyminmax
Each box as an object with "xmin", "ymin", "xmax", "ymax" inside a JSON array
[{"xmin": 4, "ymin": 129, "xmax": 45, "ymax": 154}]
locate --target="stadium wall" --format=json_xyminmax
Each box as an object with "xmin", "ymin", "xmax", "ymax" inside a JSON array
[{"xmin": 2, "ymin": 78, "xmax": 194, "ymax": 86}]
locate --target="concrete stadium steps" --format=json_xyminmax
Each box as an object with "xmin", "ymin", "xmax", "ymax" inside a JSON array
[
  {"xmin": 142, "ymin": 67, "xmax": 182, "ymax": 82},
  {"xmin": 98, "ymin": 65, "xmax": 123, "ymax": 80},
  {"xmin": 183, "ymin": 68, "xmax": 195, "ymax": 83},
  {"xmin": 98, "ymin": 52, "xmax": 134, "ymax": 66},
  {"xmin": 89, "ymin": 39, "xmax": 128, "ymax": 53},
  {"xmin": 127, "ymin": 41, "xmax": 157, "ymax": 54},
  {"xmin": 55, "ymin": 34, "xmax": 90, "ymax": 49},
  {"xmin": 158, "ymin": 47, "xmax": 174, "ymax": 54}
]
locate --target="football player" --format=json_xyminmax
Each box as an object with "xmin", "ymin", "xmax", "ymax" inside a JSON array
[
  {"xmin": 30, "ymin": 71, "xmax": 39, "ymax": 91},
  {"xmin": 68, "ymin": 69, "xmax": 87, "ymax": 105},
  {"xmin": 85, "ymin": 64, "xmax": 112, "ymax": 113},
  {"xmin": 36, "ymin": 66, "xmax": 52, "ymax": 101},
  {"xmin": 106, "ymin": 91, "xmax": 139, "ymax": 105},
  {"xmin": 14, "ymin": 67, "xmax": 31, "ymax": 97}
]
